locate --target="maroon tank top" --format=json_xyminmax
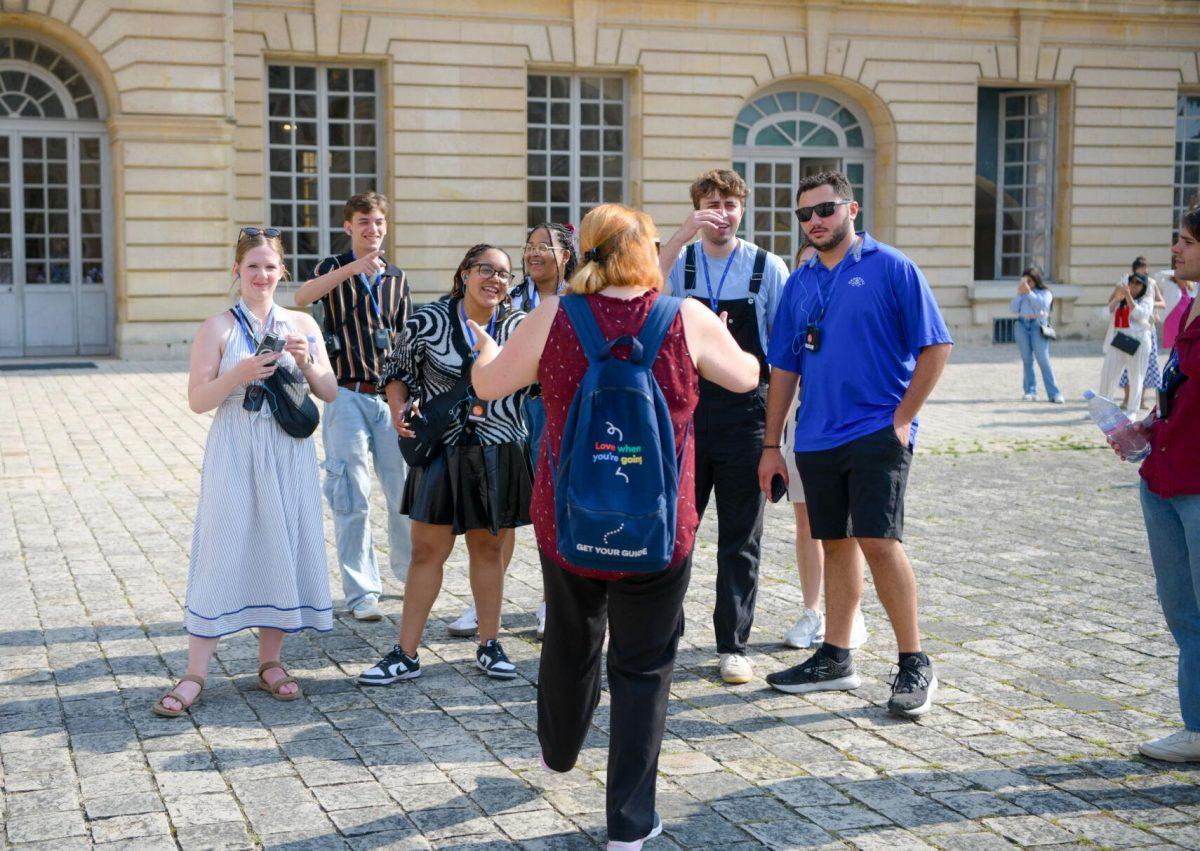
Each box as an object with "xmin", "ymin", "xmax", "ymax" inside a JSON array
[{"xmin": 531, "ymin": 290, "xmax": 700, "ymax": 579}]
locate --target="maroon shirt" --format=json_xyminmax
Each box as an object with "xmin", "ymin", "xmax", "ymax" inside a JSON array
[
  {"xmin": 1142, "ymin": 307, "xmax": 1200, "ymax": 497},
  {"xmin": 531, "ymin": 291, "xmax": 700, "ymax": 579}
]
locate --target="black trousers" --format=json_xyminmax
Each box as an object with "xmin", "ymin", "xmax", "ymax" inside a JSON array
[
  {"xmin": 537, "ymin": 551, "xmax": 691, "ymax": 842},
  {"xmin": 694, "ymin": 392, "xmax": 766, "ymax": 655}
]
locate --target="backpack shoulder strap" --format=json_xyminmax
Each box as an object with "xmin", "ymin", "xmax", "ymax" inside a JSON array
[
  {"xmin": 635, "ymin": 295, "xmax": 683, "ymax": 364},
  {"xmin": 683, "ymin": 243, "xmax": 697, "ymax": 291},
  {"xmin": 749, "ymin": 246, "xmax": 767, "ymax": 295},
  {"xmin": 560, "ymin": 294, "xmax": 607, "ymax": 362}
]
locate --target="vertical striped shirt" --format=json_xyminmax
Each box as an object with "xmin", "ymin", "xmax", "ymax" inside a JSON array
[{"xmin": 315, "ymin": 250, "xmax": 411, "ymax": 384}]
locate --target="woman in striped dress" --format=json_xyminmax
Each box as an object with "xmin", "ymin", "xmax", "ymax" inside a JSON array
[{"xmin": 153, "ymin": 229, "xmax": 339, "ymax": 717}]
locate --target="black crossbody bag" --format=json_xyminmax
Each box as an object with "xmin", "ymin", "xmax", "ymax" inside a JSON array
[
  {"xmin": 398, "ymin": 365, "xmax": 472, "ymax": 468},
  {"xmin": 1158, "ymin": 348, "xmax": 1188, "ymax": 420}
]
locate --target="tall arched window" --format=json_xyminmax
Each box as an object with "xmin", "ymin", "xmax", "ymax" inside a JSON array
[
  {"xmin": 733, "ymin": 86, "xmax": 874, "ymax": 262},
  {"xmin": 0, "ymin": 35, "xmax": 111, "ymax": 357}
]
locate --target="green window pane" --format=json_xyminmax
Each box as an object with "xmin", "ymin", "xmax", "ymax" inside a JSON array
[
  {"xmin": 755, "ymin": 125, "xmax": 791, "ymax": 146},
  {"xmin": 807, "ymin": 127, "xmax": 838, "ymax": 147}
]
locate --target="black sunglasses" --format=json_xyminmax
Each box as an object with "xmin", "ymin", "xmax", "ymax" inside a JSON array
[
  {"xmin": 241, "ymin": 227, "xmax": 281, "ymax": 238},
  {"xmin": 794, "ymin": 200, "xmax": 851, "ymax": 224}
]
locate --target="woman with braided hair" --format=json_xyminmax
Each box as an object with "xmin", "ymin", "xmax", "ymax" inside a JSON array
[{"xmin": 446, "ymin": 224, "xmax": 579, "ymax": 641}]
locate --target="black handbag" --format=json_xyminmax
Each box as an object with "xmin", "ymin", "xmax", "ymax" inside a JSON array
[
  {"xmin": 1110, "ymin": 330, "xmax": 1141, "ymax": 355},
  {"xmin": 264, "ymin": 365, "xmax": 320, "ymax": 439},
  {"xmin": 398, "ymin": 368, "xmax": 472, "ymax": 468}
]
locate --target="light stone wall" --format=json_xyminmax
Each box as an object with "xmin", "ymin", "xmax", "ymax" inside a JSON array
[{"xmin": 3, "ymin": 0, "xmax": 1199, "ymax": 354}]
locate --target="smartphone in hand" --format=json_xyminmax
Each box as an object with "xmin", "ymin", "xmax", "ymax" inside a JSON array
[{"xmin": 769, "ymin": 473, "xmax": 788, "ymax": 504}]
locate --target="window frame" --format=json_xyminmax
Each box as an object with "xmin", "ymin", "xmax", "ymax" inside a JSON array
[
  {"xmin": 1175, "ymin": 91, "xmax": 1200, "ymax": 243},
  {"xmin": 992, "ymin": 89, "xmax": 1056, "ymax": 280},
  {"xmin": 263, "ymin": 61, "xmax": 384, "ymax": 283},
  {"xmin": 525, "ymin": 71, "xmax": 630, "ymax": 229}
]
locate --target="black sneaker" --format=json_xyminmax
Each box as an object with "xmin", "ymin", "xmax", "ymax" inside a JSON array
[
  {"xmin": 887, "ymin": 655, "xmax": 937, "ymax": 718},
  {"xmin": 766, "ymin": 649, "xmax": 862, "ymax": 694},
  {"xmin": 476, "ymin": 639, "xmax": 517, "ymax": 680},
  {"xmin": 357, "ymin": 645, "xmax": 420, "ymax": 686}
]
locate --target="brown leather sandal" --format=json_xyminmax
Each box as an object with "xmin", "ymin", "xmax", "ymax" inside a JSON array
[
  {"xmin": 152, "ymin": 674, "xmax": 206, "ymax": 717},
  {"xmin": 258, "ymin": 661, "xmax": 302, "ymax": 701}
]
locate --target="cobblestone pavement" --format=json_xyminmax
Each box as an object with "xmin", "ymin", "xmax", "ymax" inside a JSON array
[{"xmin": 2, "ymin": 348, "xmax": 1199, "ymax": 849}]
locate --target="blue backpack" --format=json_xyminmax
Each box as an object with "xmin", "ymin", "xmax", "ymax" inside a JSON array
[{"xmin": 549, "ymin": 294, "xmax": 688, "ymax": 573}]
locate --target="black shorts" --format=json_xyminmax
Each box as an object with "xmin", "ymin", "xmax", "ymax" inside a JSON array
[{"xmin": 793, "ymin": 425, "xmax": 912, "ymax": 541}]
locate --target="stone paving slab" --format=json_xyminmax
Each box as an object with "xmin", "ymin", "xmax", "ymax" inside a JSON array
[{"xmin": 1, "ymin": 348, "xmax": 1198, "ymax": 848}]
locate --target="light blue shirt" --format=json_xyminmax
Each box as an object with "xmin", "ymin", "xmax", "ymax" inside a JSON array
[
  {"xmin": 665, "ymin": 238, "xmax": 789, "ymax": 353},
  {"xmin": 1010, "ymin": 288, "xmax": 1052, "ymax": 320}
]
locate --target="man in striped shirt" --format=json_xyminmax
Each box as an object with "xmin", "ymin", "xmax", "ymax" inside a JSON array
[{"xmin": 295, "ymin": 191, "xmax": 412, "ymax": 621}]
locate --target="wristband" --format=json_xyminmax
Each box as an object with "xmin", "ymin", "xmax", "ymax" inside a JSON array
[{"xmin": 762, "ymin": 444, "xmax": 782, "ymax": 449}]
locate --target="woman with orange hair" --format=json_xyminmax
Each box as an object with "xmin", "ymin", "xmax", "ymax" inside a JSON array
[{"xmin": 469, "ymin": 204, "xmax": 758, "ymax": 849}]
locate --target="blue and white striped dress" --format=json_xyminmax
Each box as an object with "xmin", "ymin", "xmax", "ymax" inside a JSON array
[{"xmin": 185, "ymin": 301, "xmax": 333, "ymax": 638}]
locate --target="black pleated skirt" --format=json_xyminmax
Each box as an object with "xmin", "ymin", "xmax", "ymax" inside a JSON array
[{"xmin": 402, "ymin": 441, "xmax": 532, "ymax": 535}]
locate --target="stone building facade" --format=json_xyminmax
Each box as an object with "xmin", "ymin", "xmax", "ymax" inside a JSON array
[{"xmin": 0, "ymin": 0, "xmax": 1197, "ymax": 357}]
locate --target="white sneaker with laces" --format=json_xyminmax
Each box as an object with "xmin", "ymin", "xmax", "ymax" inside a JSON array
[
  {"xmin": 447, "ymin": 604, "xmax": 478, "ymax": 637},
  {"xmin": 1138, "ymin": 730, "xmax": 1200, "ymax": 762},
  {"xmin": 352, "ymin": 599, "xmax": 382, "ymax": 621},
  {"xmin": 719, "ymin": 653, "xmax": 754, "ymax": 684},
  {"xmin": 848, "ymin": 608, "xmax": 869, "ymax": 649},
  {"xmin": 783, "ymin": 608, "xmax": 824, "ymax": 649},
  {"xmin": 536, "ymin": 601, "xmax": 547, "ymax": 641}
]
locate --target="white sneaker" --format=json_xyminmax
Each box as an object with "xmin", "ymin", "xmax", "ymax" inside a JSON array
[
  {"xmin": 1138, "ymin": 730, "xmax": 1200, "ymax": 762},
  {"xmin": 783, "ymin": 608, "xmax": 825, "ymax": 649},
  {"xmin": 719, "ymin": 653, "xmax": 754, "ymax": 684},
  {"xmin": 848, "ymin": 609, "xmax": 869, "ymax": 649},
  {"xmin": 352, "ymin": 599, "xmax": 382, "ymax": 621},
  {"xmin": 447, "ymin": 604, "xmax": 478, "ymax": 637},
  {"xmin": 536, "ymin": 602, "xmax": 547, "ymax": 641},
  {"xmin": 606, "ymin": 812, "xmax": 662, "ymax": 850},
  {"xmin": 1051, "ymin": 394, "xmax": 1065, "ymax": 404},
  {"xmin": 1022, "ymin": 393, "xmax": 1036, "ymax": 401}
]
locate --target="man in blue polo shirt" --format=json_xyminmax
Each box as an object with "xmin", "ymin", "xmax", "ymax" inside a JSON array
[{"xmin": 758, "ymin": 171, "xmax": 953, "ymax": 718}]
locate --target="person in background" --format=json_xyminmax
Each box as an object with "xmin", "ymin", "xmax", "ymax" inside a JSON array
[
  {"xmin": 356, "ymin": 245, "xmax": 531, "ymax": 686},
  {"xmin": 294, "ymin": 191, "xmax": 412, "ymax": 622},
  {"xmin": 781, "ymin": 242, "xmax": 868, "ymax": 651},
  {"xmin": 468, "ymin": 204, "xmax": 758, "ymax": 850},
  {"xmin": 1116, "ymin": 208, "xmax": 1200, "ymax": 762},
  {"xmin": 1010, "ymin": 266, "xmax": 1064, "ymax": 403},
  {"xmin": 446, "ymin": 222, "xmax": 578, "ymax": 642},
  {"xmin": 1162, "ymin": 271, "xmax": 1198, "ymax": 350},
  {"xmin": 1099, "ymin": 267, "xmax": 1156, "ymax": 419},
  {"xmin": 1117, "ymin": 256, "xmax": 1167, "ymax": 411},
  {"xmin": 154, "ymin": 228, "xmax": 338, "ymax": 716}
]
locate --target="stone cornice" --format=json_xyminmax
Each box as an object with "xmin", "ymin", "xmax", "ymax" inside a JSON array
[{"xmin": 107, "ymin": 114, "xmax": 236, "ymax": 145}]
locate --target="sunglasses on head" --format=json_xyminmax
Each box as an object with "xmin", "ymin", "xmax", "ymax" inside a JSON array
[
  {"xmin": 794, "ymin": 200, "xmax": 851, "ymax": 224},
  {"xmin": 240, "ymin": 227, "xmax": 281, "ymax": 238}
]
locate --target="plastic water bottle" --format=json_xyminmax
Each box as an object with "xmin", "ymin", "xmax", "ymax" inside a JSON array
[{"xmin": 1083, "ymin": 390, "xmax": 1150, "ymax": 461}]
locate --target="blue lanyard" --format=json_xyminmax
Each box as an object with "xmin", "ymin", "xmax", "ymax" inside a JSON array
[
  {"xmin": 528, "ymin": 279, "xmax": 566, "ymax": 310},
  {"xmin": 459, "ymin": 301, "xmax": 496, "ymax": 352},
  {"xmin": 350, "ymin": 252, "xmax": 384, "ymax": 321},
  {"xmin": 810, "ymin": 239, "xmax": 859, "ymax": 326},
  {"xmin": 699, "ymin": 242, "xmax": 739, "ymax": 313},
  {"xmin": 233, "ymin": 304, "xmax": 274, "ymax": 351}
]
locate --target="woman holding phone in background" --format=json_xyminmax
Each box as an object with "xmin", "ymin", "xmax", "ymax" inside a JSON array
[{"xmin": 154, "ymin": 227, "xmax": 338, "ymax": 717}]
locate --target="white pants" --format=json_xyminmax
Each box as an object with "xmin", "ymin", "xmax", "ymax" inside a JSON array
[{"xmin": 1099, "ymin": 334, "xmax": 1151, "ymax": 416}]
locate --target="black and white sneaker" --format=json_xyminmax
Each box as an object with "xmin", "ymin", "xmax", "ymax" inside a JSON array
[
  {"xmin": 357, "ymin": 645, "xmax": 420, "ymax": 686},
  {"xmin": 887, "ymin": 655, "xmax": 937, "ymax": 718},
  {"xmin": 476, "ymin": 639, "xmax": 517, "ymax": 680},
  {"xmin": 766, "ymin": 648, "xmax": 861, "ymax": 694}
]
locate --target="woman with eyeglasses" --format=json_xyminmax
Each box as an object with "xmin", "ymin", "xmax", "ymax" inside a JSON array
[
  {"xmin": 445, "ymin": 223, "xmax": 580, "ymax": 642},
  {"xmin": 154, "ymin": 228, "xmax": 339, "ymax": 717},
  {"xmin": 357, "ymin": 244, "xmax": 532, "ymax": 685}
]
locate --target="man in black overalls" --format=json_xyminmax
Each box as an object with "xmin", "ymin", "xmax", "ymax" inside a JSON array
[{"xmin": 659, "ymin": 169, "xmax": 789, "ymax": 684}]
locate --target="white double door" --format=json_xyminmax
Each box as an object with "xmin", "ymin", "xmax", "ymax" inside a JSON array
[{"xmin": 0, "ymin": 129, "xmax": 111, "ymax": 357}]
